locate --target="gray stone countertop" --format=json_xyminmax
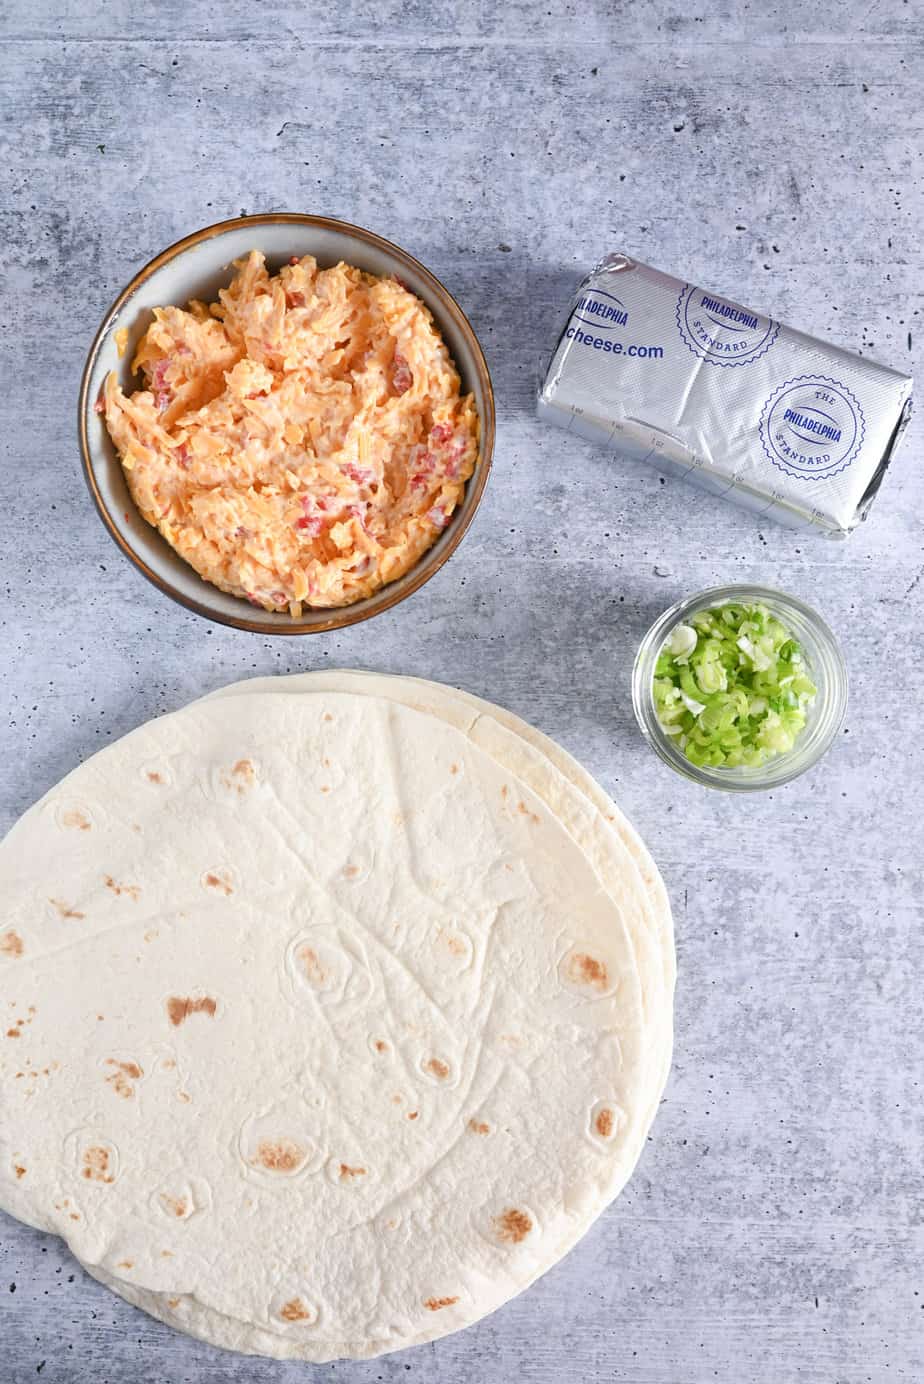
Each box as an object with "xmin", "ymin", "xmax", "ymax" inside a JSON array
[{"xmin": 0, "ymin": 2, "xmax": 922, "ymax": 1381}]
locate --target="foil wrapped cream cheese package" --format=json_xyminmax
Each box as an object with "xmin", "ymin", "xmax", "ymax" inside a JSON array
[{"xmin": 538, "ymin": 254, "xmax": 913, "ymax": 536}]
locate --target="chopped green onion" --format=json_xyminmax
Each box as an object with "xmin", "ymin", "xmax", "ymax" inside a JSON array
[{"xmin": 653, "ymin": 602, "xmax": 817, "ymax": 770}]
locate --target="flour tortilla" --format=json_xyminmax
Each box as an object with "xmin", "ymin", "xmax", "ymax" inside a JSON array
[
  {"xmin": 208, "ymin": 671, "xmax": 674, "ymax": 996},
  {"xmin": 1, "ymin": 689, "xmax": 670, "ymax": 1361},
  {"xmin": 202, "ymin": 672, "xmax": 674, "ymax": 1112},
  {"xmin": 85, "ymin": 674, "xmax": 675, "ymax": 1358}
]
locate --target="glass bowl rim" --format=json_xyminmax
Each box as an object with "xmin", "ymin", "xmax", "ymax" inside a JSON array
[{"xmin": 632, "ymin": 582, "xmax": 848, "ymax": 792}]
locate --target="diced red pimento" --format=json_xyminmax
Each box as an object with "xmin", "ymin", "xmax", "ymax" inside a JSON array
[
  {"xmin": 427, "ymin": 506, "xmax": 451, "ymax": 529},
  {"xmin": 295, "ymin": 494, "xmax": 328, "ymax": 537},
  {"xmin": 289, "ymin": 256, "xmax": 300, "ymax": 265},
  {"xmin": 175, "ymin": 444, "xmax": 190, "ymax": 470},
  {"xmin": 444, "ymin": 438, "xmax": 467, "ymax": 479},
  {"xmin": 409, "ymin": 446, "xmax": 437, "ymax": 490},
  {"xmin": 151, "ymin": 358, "xmax": 172, "ymax": 412},
  {"xmin": 285, "ymin": 291, "xmax": 306, "ymax": 307},
  {"xmin": 430, "ymin": 422, "xmax": 453, "ymax": 445},
  {"xmin": 93, "ymin": 397, "xmax": 105, "ymax": 415},
  {"xmin": 392, "ymin": 353, "xmax": 413, "ymax": 395},
  {"xmin": 344, "ymin": 461, "xmax": 375, "ymax": 487}
]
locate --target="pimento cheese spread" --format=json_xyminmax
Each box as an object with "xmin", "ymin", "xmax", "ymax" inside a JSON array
[{"xmin": 102, "ymin": 251, "xmax": 479, "ymax": 613}]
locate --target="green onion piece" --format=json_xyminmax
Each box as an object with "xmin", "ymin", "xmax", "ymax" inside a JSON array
[{"xmin": 653, "ymin": 602, "xmax": 817, "ymax": 770}]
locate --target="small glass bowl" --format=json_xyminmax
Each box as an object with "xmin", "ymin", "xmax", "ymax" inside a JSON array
[{"xmin": 632, "ymin": 584, "xmax": 848, "ymax": 792}]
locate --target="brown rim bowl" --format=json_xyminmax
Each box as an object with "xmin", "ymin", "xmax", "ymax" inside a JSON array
[{"xmin": 78, "ymin": 214, "xmax": 495, "ymax": 634}]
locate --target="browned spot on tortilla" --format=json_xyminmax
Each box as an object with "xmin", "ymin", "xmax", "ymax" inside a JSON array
[
  {"xmin": 6, "ymin": 1028, "xmax": 20, "ymax": 1038},
  {"xmin": 339, "ymin": 1163, "xmax": 366, "ymax": 1180},
  {"xmin": 14, "ymin": 1165, "xmax": 26, "ymax": 1179},
  {"xmin": 320, "ymin": 785, "xmax": 331, "ymax": 794},
  {"xmin": 49, "ymin": 898, "xmax": 86, "ymax": 920},
  {"xmin": 161, "ymin": 1250, "xmax": 174, "ymax": 1257},
  {"xmin": 443, "ymin": 932, "xmax": 467, "ymax": 958},
  {"xmin": 159, "ymin": 1194, "xmax": 188, "ymax": 1218},
  {"xmin": 595, "ymin": 1108, "xmax": 615, "ymax": 1138},
  {"xmin": 342, "ymin": 863, "xmax": 360, "ymax": 878},
  {"xmin": 0, "ymin": 930, "xmax": 24, "ymax": 958},
  {"xmin": 424, "ymin": 1057, "xmax": 450, "ymax": 1080},
  {"xmin": 516, "ymin": 800, "xmax": 541, "ymax": 825},
  {"xmin": 566, "ymin": 952, "xmax": 609, "ymax": 991},
  {"xmin": 117, "ymin": 1260, "xmax": 133, "ymax": 1270},
  {"xmin": 298, "ymin": 946, "xmax": 328, "ymax": 988},
  {"xmin": 219, "ymin": 758, "xmax": 256, "ymax": 794},
  {"xmin": 204, "ymin": 871, "xmax": 233, "ymax": 896},
  {"xmin": 146, "ymin": 771, "xmax": 164, "ymax": 784},
  {"xmin": 104, "ymin": 1059, "xmax": 143, "ymax": 1098},
  {"xmin": 161, "ymin": 1058, "xmax": 176, "ymax": 1070},
  {"xmin": 323, "ymin": 712, "xmax": 333, "ymax": 722},
  {"xmin": 104, "ymin": 875, "xmax": 140, "ymax": 901},
  {"xmin": 177, "ymin": 1091, "xmax": 191, "ymax": 1104},
  {"xmin": 450, "ymin": 763, "xmax": 459, "ymax": 775},
  {"xmin": 278, "ymin": 1297, "xmax": 312, "ymax": 1322},
  {"xmin": 167, "ymin": 1297, "xmax": 180, "ymax": 1309},
  {"xmin": 501, "ymin": 784, "xmax": 508, "ymax": 799},
  {"xmin": 97, "ymin": 1014, "xmax": 104, "ymax": 1021},
  {"xmin": 70, "ymin": 1213, "xmax": 80, "ymax": 1221},
  {"xmin": 494, "ymin": 1208, "xmax": 533, "ymax": 1244},
  {"xmin": 81, "ymin": 1146, "xmax": 114, "ymax": 1184},
  {"xmin": 424, "ymin": 1295, "xmax": 459, "ymax": 1311},
  {"xmin": 254, "ymin": 1138, "xmax": 305, "ymax": 1173},
  {"xmin": 61, "ymin": 809, "xmax": 91, "ymax": 831},
  {"xmin": 468, "ymin": 1119, "xmax": 490, "ymax": 1135},
  {"xmin": 167, "ymin": 996, "xmax": 217, "ymax": 1027},
  {"xmin": 373, "ymin": 1039, "xmax": 388, "ymax": 1053},
  {"xmin": 407, "ymin": 1110, "xmax": 419, "ymax": 1121}
]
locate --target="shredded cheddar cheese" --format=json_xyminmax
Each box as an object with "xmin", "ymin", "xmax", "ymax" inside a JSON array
[{"xmin": 103, "ymin": 251, "xmax": 479, "ymax": 614}]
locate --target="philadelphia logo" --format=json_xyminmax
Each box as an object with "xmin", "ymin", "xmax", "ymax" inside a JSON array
[
  {"xmin": 675, "ymin": 284, "xmax": 779, "ymax": 366},
  {"xmin": 573, "ymin": 289, "xmax": 629, "ymax": 331},
  {"xmin": 759, "ymin": 376, "xmax": 865, "ymax": 481},
  {"xmin": 781, "ymin": 406, "xmax": 842, "ymax": 445}
]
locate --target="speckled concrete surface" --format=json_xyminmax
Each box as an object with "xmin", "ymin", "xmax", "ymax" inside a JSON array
[{"xmin": 1, "ymin": 2, "xmax": 923, "ymax": 1381}]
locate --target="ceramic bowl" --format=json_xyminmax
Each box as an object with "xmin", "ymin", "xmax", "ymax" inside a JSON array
[{"xmin": 78, "ymin": 214, "xmax": 495, "ymax": 634}]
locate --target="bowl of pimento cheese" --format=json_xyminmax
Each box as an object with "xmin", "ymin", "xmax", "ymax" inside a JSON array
[{"xmin": 79, "ymin": 214, "xmax": 494, "ymax": 632}]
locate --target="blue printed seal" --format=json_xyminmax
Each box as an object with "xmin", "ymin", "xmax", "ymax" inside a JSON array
[
  {"xmin": 676, "ymin": 285, "xmax": 779, "ymax": 366},
  {"xmin": 759, "ymin": 375, "xmax": 866, "ymax": 481}
]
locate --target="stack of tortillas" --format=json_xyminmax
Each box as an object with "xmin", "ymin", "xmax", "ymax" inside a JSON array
[{"xmin": 0, "ymin": 672, "xmax": 674, "ymax": 1361}]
